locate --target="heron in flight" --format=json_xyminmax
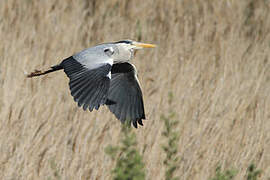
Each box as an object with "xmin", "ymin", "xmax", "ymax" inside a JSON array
[{"xmin": 27, "ymin": 40, "xmax": 156, "ymax": 128}]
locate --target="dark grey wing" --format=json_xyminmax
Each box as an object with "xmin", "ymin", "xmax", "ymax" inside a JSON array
[
  {"xmin": 60, "ymin": 56, "xmax": 111, "ymax": 111},
  {"xmin": 106, "ymin": 62, "xmax": 145, "ymax": 128}
]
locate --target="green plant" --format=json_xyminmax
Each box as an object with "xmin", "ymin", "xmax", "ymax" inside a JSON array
[
  {"xmin": 161, "ymin": 92, "xmax": 180, "ymax": 180},
  {"xmin": 48, "ymin": 157, "xmax": 61, "ymax": 180},
  {"xmin": 209, "ymin": 166, "xmax": 237, "ymax": 180},
  {"xmin": 105, "ymin": 123, "xmax": 145, "ymax": 180},
  {"xmin": 246, "ymin": 163, "xmax": 262, "ymax": 180}
]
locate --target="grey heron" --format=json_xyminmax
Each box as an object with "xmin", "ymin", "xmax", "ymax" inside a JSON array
[{"xmin": 27, "ymin": 40, "xmax": 156, "ymax": 128}]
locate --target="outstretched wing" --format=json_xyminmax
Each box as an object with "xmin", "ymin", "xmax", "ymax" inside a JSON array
[
  {"xmin": 106, "ymin": 62, "xmax": 145, "ymax": 128},
  {"xmin": 61, "ymin": 55, "xmax": 112, "ymax": 111}
]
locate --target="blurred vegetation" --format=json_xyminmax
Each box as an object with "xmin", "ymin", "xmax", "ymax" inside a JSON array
[
  {"xmin": 161, "ymin": 92, "xmax": 180, "ymax": 180},
  {"xmin": 246, "ymin": 164, "xmax": 262, "ymax": 180},
  {"xmin": 48, "ymin": 157, "xmax": 61, "ymax": 180},
  {"xmin": 105, "ymin": 123, "xmax": 145, "ymax": 180},
  {"xmin": 209, "ymin": 166, "xmax": 237, "ymax": 180},
  {"xmin": 209, "ymin": 163, "xmax": 262, "ymax": 180}
]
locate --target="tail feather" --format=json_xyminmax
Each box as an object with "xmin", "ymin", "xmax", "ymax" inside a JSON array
[{"xmin": 27, "ymin": 64, "xmax": 63, "ymax": 78}]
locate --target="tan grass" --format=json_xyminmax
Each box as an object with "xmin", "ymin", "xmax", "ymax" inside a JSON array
[{"xmin": 0, "ymin": 0, "xmax": 269, "ymax": 179}]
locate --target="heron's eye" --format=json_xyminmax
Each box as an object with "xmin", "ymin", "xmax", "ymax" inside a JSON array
[{"xmin": 104, "ymin": 47, "xmax": 114, "ymax": 56}]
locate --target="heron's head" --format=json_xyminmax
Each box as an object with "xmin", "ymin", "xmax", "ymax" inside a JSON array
[{"xmin": 112, "ymin": 40, "xmax": 156, "ymax": 62}]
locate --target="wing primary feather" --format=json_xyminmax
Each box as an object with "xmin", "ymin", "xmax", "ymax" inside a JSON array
[
  {"xmin": 76, "ymin": 73, "xmax": 104, "ymax": 107},
  {"xmin": 71, "ymin": 80, "xmax": 94, "ymax": 100},
  {"xmin": 132, "ymin": 95, "xmax": 140, "ymax": 127},
  {"xmin": 120, "ymin": 102, "xmax": 127, "ymax": 123},
  {"xmin": 69, "ymin": 75, "xmax": 92, "ymax": 94},
  {"xmin": 89, "ymin": 81, "xmax": 105, "ymax": 109},
  {"xmin": 77, "ymin": 82, "xmax": 96, "ymax": 107},
  {"xmin": 93, "ymin": 79, "xmax": 109, "ymax": 110},
  {"xmin": 81, "ymin": 84, "xmax": 99, "ymax": 111},
  {"xmin": 132, "ymin": 120, "xmax": 138, "ymax": 128},
  {"xmin": 88, "ymin": 84, "xmax": 104, "ymax": 111}
]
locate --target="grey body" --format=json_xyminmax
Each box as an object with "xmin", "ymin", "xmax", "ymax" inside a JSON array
[
  {"xmin": 73, "ymin": 44, "xmax": 114, "ymax": 69},
  {"xmin": 27, "ymin": 40, "xmax": 155, "ymax": 128},
  {"xmin": 73, "ymin": 43, "xmax": 134, "ymax": 69}
]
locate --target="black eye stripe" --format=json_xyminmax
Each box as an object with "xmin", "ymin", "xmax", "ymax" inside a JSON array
[{"xmin": 115, "ymin": 40, "xmax": 132, "ymax": 44}]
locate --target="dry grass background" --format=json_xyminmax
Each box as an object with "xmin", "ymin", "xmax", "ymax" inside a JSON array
[{"xmin": 0, "ymin": 0, "xmax": 270, "ymax": 179}]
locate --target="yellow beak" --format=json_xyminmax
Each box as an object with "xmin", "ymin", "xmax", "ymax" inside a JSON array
[{"xmin": 134, "ymin": 42, "xmax": 156, "ymax": 48}]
